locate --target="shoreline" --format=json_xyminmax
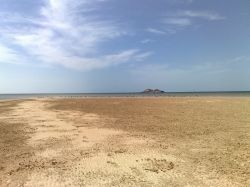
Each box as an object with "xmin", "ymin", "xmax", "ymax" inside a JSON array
[{"xmin": 1, "ymin": 92, "xmax": 250, "ymax": 101}]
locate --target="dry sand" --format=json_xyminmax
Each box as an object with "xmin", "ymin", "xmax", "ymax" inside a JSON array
[{"xmin": 0, "ymin": 97, "xmax": 249, "ymax": 186}]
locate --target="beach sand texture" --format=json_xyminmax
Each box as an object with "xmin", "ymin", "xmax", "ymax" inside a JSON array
[{"xmin": 0, "ymin": 97, "xmax": 249, "ymax": 186}]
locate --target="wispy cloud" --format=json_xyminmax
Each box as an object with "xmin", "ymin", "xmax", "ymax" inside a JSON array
[
  {"xmin": 51, "ymin": 49, "xmax": 153, "ymax": 70},
  {"xmin": 146, "ymin": 28, "xmax": 166, "ymax": 35},
  {"xmin": 145, "ymin": 10, "xmax": 225, "ymax": 36},
  {"xmin": 161, "ymin": 10, "xmax": 225, "ymax": 33},
  {"xmin": 0, "ymin": 0, "xmax": 151, "ymax": 70},
  {"xmin": 134, "ymin": 51, "xmax": 154, "ymax": 61},
  {"xmin": 164, "ymin": 18, "xmax": 192, "ymax": 26},
  {"xmin": 0, "ymin": 44, "xmax": 27, "ymax": 65},
  {"xmin": 141, "ymin": 39, "xmax": 154, "ymax": 44},
  {"xmin": 177, "ymin": 10, "xmax": 225, "ymax": 21},
  {"xmin": 167, "ymin": 0, "xmax": 194, "ymax": 4}
]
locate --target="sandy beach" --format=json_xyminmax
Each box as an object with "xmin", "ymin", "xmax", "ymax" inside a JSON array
[{"xmin": 0, "ymin": 97, "xmax": 249, "ymax": 186}]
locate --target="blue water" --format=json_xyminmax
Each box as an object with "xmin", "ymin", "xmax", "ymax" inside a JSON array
[{"xmin": 0, "ymin": 92, "xmax": 250, "ymax": 100}]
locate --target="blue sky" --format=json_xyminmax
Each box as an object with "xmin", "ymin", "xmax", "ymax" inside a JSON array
[{"xmin": 0, "ymin": 0, "xmax": 249, "ymax": 93}]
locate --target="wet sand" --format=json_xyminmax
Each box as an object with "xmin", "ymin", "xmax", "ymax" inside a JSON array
[{"xmin": 0, "ymin": 97, "xmax": 249, "ymax": 186}]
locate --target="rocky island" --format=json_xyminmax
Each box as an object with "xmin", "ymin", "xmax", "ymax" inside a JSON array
[{"xmin": 142, "ymin": 89, "xmax": 165, "ymax": 94}]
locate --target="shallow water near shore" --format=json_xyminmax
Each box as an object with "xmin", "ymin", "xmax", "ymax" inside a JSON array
[{"xmin": 1, "ymin": 91, "xmax": 250, "ymax": 100}]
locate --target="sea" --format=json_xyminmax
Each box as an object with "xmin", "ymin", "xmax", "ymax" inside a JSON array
[{"xmin": 0, "ymin": 92, "xmax": 250, "ymax": 100}]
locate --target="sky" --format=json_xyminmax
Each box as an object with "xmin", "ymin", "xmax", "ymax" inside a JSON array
[{"xmin": 0, "ymin": 0, "xmax": 250, "ymax": 93}]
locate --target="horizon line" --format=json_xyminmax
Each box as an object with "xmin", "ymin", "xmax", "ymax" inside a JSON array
[{"xmin": 1, "ymin": 90, "xmax": 250, "ymax": 95}]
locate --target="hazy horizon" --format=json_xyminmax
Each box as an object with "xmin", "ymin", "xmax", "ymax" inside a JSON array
[
  {"xmin": 1, "ymin": 90, "xmax": 250, "ymax": 95},
  {"xmin": 0, "ymin": 0, "xmax": 250, "ymax": 93}
]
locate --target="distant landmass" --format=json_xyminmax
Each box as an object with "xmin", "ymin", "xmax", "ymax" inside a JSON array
[{"xmin": 142, "ymin": 89, "xmax": 165, "ymax": 94}]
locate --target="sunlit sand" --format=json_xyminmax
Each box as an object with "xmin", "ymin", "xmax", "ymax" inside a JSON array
[{"xmin": 0, "ymin": 97, "xmax": 249, "ymax": 186}]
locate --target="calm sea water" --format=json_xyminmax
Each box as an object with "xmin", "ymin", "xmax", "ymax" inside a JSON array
[{"xmin": 0, "ymin": 92, "xmax": 250, "ymax": 100}]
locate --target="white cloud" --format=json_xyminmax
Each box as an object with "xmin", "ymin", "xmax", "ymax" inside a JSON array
[
  {"xmin": 0, "ymin": 0, "xmax": 151, "ymax": 70},
  {"xmin": 0, "ymin": 43, "xmax": 24, "ymax": 65},
  {"xmin": 47, "ymin": 49, "xmax": 148, "ymax": 70},
  {"xmin": 141, "ymin": 39, "xmax": 154, "ymax": 44},
  {"xmin": 162, "ymin": 10, "xmax": 225, "ymax": 33},
  {"xmin": 146, "ymin": 28, "xmax": 166, "ymax": 35},
  {"xmin": 177, "ymin": 10, "xmax": 225, "ymax": 21},
  {"xmin": 167, "ymin": 0, "xmax": 194, "ymax": 4},
  {"xmin": 134, "ymin": 51, "xmax": 154, "ymax": 61},
  {"xmin": 164, "ymin": 18, "xmax": 192, "ymax": 26}
]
